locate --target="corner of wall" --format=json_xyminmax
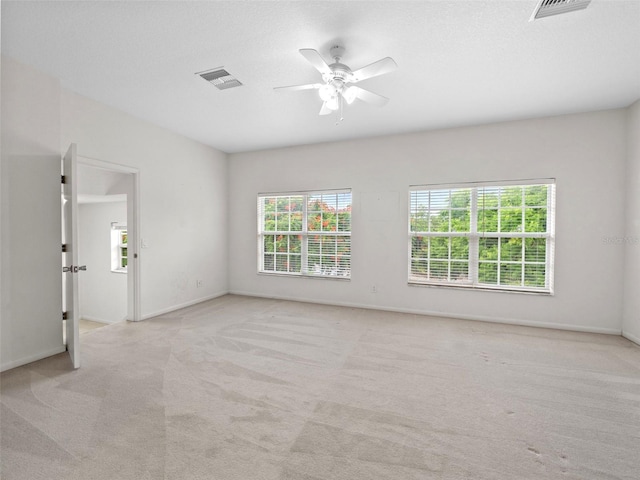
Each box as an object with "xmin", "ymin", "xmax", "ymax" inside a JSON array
[{"xmin": 622, "ymin": 99, "xmax": 640, "ymax": 345}]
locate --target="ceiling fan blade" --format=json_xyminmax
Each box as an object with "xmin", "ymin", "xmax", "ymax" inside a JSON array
[
  {"xmin": 319, "ymin": 102, "xmax": 332, "ymax": 115},
  {"xmin": 299, "ymin": 49, "xmax": 332, "ymax": 76},
  {"xmin": 274, "ymin": 83, "xmax": 322, "ymax": 92},
  {"xmin": 349, "ymin": 86, "xmax": 389, "ymax": 107},
  {"xmin": 351, "ymin": 57, "xmax": 397, "ymax": 82}
]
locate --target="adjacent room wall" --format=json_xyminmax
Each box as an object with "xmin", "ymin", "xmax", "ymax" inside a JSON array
[
  {"xmin": 60, "ymin": 88, "xmax": 229, "ymax": 319},
  {"xmin": 76, "ymin": 164, "xmax": 135, "ymax": 323},
  {"xmin": 78, "ymin": 201, "xmax": 128, "ymax": 324},
  {"xmin": 623, "ymin": 100, "xmax": 640, "ymax": 344},
  {"xmin": 229, "ymin": 109, "xmax": 628, "ymax": 334}
]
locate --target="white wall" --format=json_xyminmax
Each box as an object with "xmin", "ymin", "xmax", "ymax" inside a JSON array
[
  {"xmin": 78, "ymin": 201, "xmax": 128, "ymax": 324},
  {"xmin": 622, "ymin": 100, "xmax": 640, "ymax": 344},
  {"xmin": 229, "ymin": 109, "xmax": 628, "ymax": 334},
  {"xmin": 78, "ymin": 163, "xmax": 131, "ymax": 197},
  {"xmin": 1, "ymin": 56, "xmax": 65, "ymax": 370},
  {"xmin": 60, "ymin": 89, "xmax": 229, "ymax": 319}
]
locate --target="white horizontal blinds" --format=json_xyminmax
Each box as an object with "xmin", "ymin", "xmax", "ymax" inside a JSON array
[
  {"xmin": 409, "ymin": 180, "xmax": 555, "ymax": 293},
  {"xmin": 306, "ymin": 192, "xmax": 351, "ymax": 277},
  {"xmin": 410, "ymin": 188, "xmax": 472, "ymax": 284},
  {"xmin": 258, "ymin": 190, "xmax": 351, "ymax": 278},
  {"xmin": 259, "ymin": 195, "xmax": 304, "ymax": 274},
  {"xmin": 477, "ymin": 184, "xmax": 552, "ymax": 289}
]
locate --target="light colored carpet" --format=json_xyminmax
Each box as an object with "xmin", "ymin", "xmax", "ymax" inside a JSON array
[{"xmin": 1, "ymin": 294, "xmax": 639, "ymax": 479}]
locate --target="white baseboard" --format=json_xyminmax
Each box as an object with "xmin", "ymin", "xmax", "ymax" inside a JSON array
[
  {"xmin": 80, "ymin": 315, "xmax": 117, "ymax": 325},
  {"xmin": 622, "ymin": 330, "xmax": 640, "ymax": 346},
  {"xmin": 141, "ymin": 290, "xmax": 229, "ymax": 321},
  {"xmin": 1, "ymin": 345, "xmax": 67, "ymax": 373},
  {"xmin": 229, "ymin": 289, "xmax": 622, "ymax": 336}
]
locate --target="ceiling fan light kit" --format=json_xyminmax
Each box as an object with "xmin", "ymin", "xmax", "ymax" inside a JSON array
[{"xmin": 275, "ymin": 45, "xmax": 397, "ymax": 119}]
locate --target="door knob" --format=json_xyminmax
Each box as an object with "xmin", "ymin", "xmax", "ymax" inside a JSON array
[{"xmin": 63, "ymin": 265, "xmax": 87, "ymax": 273}]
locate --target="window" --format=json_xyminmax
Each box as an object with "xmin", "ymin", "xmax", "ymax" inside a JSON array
[
  {"xmin": 111, "ymin": 224, "xmax": 128, "ymax": 273},
  {"xmin": 409, "ymin": 180, "xmax": 555, "ymax": 293},
  {"xmin": 258, "ymin": 190, "xmax": 351, "ymax": 278}
]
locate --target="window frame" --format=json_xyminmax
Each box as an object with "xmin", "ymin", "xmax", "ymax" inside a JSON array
[
  {"xmin": 257, "ymin": 189, "xmax": 352, "ymax": 279},
  {"xmin": 110, "ymin": 225, "xmax": 128, "ymax": 274},
  {"xmin": 408, "ymin": 179, "xmax": 555, "ymax": 294}
]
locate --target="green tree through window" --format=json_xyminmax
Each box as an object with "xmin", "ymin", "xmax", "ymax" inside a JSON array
[
  {"xmin": 410, "ymin": 181, "xmax": 554, "ymax": 292},
  {"xmin": 120, "ymin": 230, "xmax": 128, "ymax": 268},
  {"xmin": 259, "ymin": 191, "xmax": 351, "ymax": 278}
]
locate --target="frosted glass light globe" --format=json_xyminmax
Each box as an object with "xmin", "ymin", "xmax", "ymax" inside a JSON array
[
  {"xmin": 343, "ymin": 86, "xmax": 357, "ymax": 105},
  {"xmin": 326, "ymin": 96, "xmax": 340, "ymax": 111},
  {"xmin": 319, "ymin": 84, "xmax": 334, "ymax": 101}
]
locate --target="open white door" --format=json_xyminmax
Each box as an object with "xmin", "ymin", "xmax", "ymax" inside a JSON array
[{"xmin": 62, "ymin": 144, "xmax": 81, "ymax": 368}]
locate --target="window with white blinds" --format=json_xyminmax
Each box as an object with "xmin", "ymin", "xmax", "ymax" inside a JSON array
[
  {"xmin": 110, "ymin": 224, "xmax": 128, "ymax": 273},
  {"xmin": 258, "ymin": 190, "xmax": 351, "ymax": 278},
  {"xmin": 409, "ymin": 180, "xmax": 555, "ymax": 293}
]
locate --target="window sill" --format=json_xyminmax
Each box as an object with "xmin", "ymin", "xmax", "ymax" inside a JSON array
[
  {"xmin": 408, "ymin": 281, "xmax": 553, "ymax": 296},
  {"xmin": 258, "ymin": 271, "xmax": 350, "ymax": 281},
  {"xmin": 111, "ymin": 269, "xmax": 128, "ymax": 275}
]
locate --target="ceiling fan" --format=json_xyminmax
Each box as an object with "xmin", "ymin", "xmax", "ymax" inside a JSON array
[{"xmin": 275, "ymin": 45, "xmax": 397, "ymax": 116}]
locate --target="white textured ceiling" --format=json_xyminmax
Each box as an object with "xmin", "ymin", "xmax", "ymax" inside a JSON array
[{"xmin": 2, "ymin": 1, "xmax": 639, "ymax": 154}]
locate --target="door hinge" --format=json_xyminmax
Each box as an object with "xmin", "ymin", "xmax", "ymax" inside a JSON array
[
  {"xmin": 61, "ymin": 175, "xmax": 67, "ymax": 184},
  {"xmin": 62, "ymin": 311, "xmax": 68, "ymax": 320},
  {"xmin": 62, "ymin": 244, "xmax": 68, "ymax": 253}
]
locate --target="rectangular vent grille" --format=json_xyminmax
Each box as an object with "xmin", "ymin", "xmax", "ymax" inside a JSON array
[
  {"xmin": 531, "ymin": 0, "xmax": 591, "ymax": 20},
  {"xmin": 197, "ymin": 68, "xmax": 243, "ymax": 90}
]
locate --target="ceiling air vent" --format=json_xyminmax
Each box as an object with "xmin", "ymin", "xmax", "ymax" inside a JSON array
[
  {"xmin": 530, "ymin": 0, "xmax": 591, "ymax": 20},
  {"xmin": 197, "ymin": 68, "xmax": 243, "ymax": 90}
]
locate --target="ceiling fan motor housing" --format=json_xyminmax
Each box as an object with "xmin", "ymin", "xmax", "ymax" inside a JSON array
[
  {"xmin": 324, "ymin": 63, "xmax": 352, "ymax": 83},
  {"xmin": 320, "ymin": 62, "xmax": 353, "ymax": 108}
]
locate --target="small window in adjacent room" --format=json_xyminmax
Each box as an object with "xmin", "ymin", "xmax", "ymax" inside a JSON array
[
  {"xmin": 409, "ymin": 179, "xmax": 555, "ymax": 294},
  {"xmin": 111, "ymin": 224, "xmax": 128, "ymax": 273},
  {"xmin": 257, "ymin": 190, "xmax": 352, "ymax": 278}
]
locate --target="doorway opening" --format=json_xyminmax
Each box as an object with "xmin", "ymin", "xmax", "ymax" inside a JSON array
[{"xmin": 63, "ymin": 156, "xmax": 140, "ymax": 347}]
